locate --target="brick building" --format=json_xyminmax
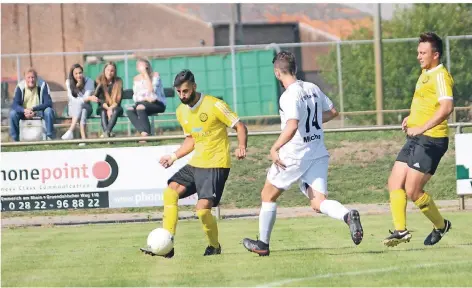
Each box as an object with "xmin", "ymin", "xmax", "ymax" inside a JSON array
[{"xmin": 1, "ymin": 3, "xmax": 372, "ymax": 94}]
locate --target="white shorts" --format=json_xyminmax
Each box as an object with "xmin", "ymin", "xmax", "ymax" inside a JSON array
[{"xmin": 267, "ymin": 155, "xmax": 329, "ymax": 197}]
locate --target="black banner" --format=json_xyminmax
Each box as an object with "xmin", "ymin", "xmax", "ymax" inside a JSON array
[{"xmin": 1, "ymin": 192, "xmax": 109, "ymax": 212}]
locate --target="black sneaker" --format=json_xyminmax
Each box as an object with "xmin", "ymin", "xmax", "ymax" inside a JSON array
[
  {"xmin": 242, "ymin": 238, "xmax": 270, "ymax": 256},
  {"xmin": 383, "ymin": 230, "xmax": 412, "ymax": 247},
  {"xmin": 203, "ymin": 245, "xmax": 221, "ymax": 256},
  {"xmin": 139, "ymin": 247, "xmax": 174, "ymax": 258},
  {"xmin": 424, "ymin": 219, "xmax": 452, "ymax": 246},
  {"xmin": 346, "ymin": 210, "xmax": 364, "ymax": 245}
]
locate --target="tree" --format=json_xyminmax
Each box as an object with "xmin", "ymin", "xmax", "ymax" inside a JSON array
[{"xmin": 319, "ymin": 4, "xmax": 472, "ymax": 124}]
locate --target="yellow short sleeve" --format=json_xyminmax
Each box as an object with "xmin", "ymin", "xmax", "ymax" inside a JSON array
[
  {"xmin": 213, "ymin": 100, "xmax": 240, "ymax": 128},
  {"xmin": 436, "ymin": 72, "xmax": 454, "ymax": 101}
]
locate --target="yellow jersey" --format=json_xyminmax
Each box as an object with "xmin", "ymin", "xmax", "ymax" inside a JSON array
[
  {"xmin": 176, "ymin": 95, "xmax": 240, "ymax": 168},
  {"xmin": 407, "ymin": 64, "xmax": 454, "ymax": 138}
]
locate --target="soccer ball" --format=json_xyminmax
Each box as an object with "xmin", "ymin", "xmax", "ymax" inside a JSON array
[{"xmin": 146, "ymin": 228, "xmax": 174, "ymax": 255}]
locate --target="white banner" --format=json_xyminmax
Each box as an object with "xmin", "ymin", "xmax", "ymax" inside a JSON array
[
  {"xmin": 0, "ymin": 146, "xmax": 197, "ymax": 211},
  {"xmin": 455, "ymin": 133, "xmax": 472, "ymax": 195}
]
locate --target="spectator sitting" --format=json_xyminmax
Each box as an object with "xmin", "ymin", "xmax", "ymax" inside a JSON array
[
  {"xmin": 61, "ymin": 64, "xmax": 98, "ymax": 142},
  {"xmin": 94, "ymin": 61, "xmax": 124, "ymax": 138},
  {"xmin": 126, "ymin": 58, "xmax": 166, "ymax": 138},
  {"xmin": 9, "ymin": 68, "xmax": 55, "ymax": 141}
]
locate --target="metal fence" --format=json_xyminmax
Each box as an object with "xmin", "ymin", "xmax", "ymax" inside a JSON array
[{"xmin": 2, "ymin": 35, "xmax": 471, "ymax": 129}]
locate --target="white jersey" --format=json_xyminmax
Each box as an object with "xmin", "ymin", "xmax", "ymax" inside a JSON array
[{"xmin": 278, "ymin": 80, "xmax": 333, "ymax": 160}]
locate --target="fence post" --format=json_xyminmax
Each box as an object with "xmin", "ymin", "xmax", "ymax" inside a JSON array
[
  {"xmin": 124, "ymin": 53, "xmax": 129, "ymax": 89},
  {"xmin": 456, "ymin": 123, "xmax": 462, "ymax": 134},
  {"xmin": 230, "ymin": 44, "xmax": 238, "ymax": 114},
  {"xmin": 336, "ymin": 42, "xmax": 344, "ymax": 127},
  {"xmin": 456, "ymin": 123, "xmax": 465, "ymax": 210},
  {"xmin": 460, "ymin": 196, "xmax": 465, "ymax": 210},
  {"xmin": 230, "ymin": 4, "xmax": 238, "ymax": 114},
  {"xmin": 16, "ymin": 56, "xmax": 21, "ymax": 84},
  {"xmin": 446, "ymin": 36, "xmax": 451, "ymax": 73}
]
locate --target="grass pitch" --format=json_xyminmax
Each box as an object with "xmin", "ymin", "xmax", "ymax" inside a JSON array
[{"xmin": 2, "ymin": 211, "xmax": 472, "ymax": 287}]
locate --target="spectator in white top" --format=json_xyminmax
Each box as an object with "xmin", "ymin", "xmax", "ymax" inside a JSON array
[
  {"xmin": 61, "ymin": 64, "xmax": 99, "ymax": 141},
  {"xmin": 126, "ymin": 58, "xmax": 166, "ymax": 137}
]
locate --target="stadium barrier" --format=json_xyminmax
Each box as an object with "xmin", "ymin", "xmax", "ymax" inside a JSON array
[
  {"xmin": 2, "ymin": 123, "xmax": 471, "ymax": 215},
  {"xmin": 1, "ymin": 145, "xmax": 199, "ymax": 214}
]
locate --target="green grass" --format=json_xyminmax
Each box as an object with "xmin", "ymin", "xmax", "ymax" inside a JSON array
[
  {"xmin": 1, "ymin": 129, "xmax": 466, "ymax": 217},
  {"xmin": 2, "ymin": 211, "xmax": 472, "ymax": 286}
]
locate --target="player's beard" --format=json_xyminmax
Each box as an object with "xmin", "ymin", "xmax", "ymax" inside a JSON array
[{"xmin": 180, "ymin": 90, "xmax": 197, "ymax": 105}]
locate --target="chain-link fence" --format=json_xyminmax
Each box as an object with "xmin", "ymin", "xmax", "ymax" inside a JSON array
[{"xmin": 1, "ymin": 35, "xmax": 471, "ymax": 137}]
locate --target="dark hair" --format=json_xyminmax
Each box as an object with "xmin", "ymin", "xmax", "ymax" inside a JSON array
[
  {"xmin": 68, "ymin": 63, "xmax": 85, "ymax": 98},
  {"xmin": 173, "ymin": 69, "xmax": 195, "ymax": 87},
  {"xmin": 272, "ymin": 51, "xmax": 297, "ymax": 75},
  {"xmin": 419, "ymin": 32, "xmax": 443, "ymax": 58}
]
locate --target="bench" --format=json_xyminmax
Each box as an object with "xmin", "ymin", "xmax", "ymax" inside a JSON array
[{"xmin": 60, "ymin": 88, "xmax": 177, "ymax": 135}]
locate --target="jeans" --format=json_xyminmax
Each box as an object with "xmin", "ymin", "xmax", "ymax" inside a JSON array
[
  {"xmin": 9, "ymin": 107, "xmax": 56, "ymax": 141},
  {"xmin": 99, "ymin": 106, "xmax": 124, "ymax": 136},
  {"xmin": 69, "ymin": 100, "xmax": 93, "ymax": 125},
  {"xmin": 126, "ymin": 101, "xmax": 166, "ymax": 134}
]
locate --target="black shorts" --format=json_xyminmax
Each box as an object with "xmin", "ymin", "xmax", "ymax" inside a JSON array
[
  {"xmin": 168, "ymin": 165, "xmax": 230, "ymax": 207},
  {"xmin": 396, "ymin": 135, "xmax": 449, "ymax": 175}
]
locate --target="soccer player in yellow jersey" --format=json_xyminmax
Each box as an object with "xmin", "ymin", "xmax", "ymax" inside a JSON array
[
  {"xmin": 141, "ymin": 69, "xmax": 248, "ymax": 258},
  {"xmin": 384, "ymin": 32, "xmax": 454, "ymax": 247}
]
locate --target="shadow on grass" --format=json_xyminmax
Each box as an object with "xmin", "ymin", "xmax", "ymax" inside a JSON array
[{"xmin": 228, "ymin": 243, "xmax": 472, "ymax": 257}]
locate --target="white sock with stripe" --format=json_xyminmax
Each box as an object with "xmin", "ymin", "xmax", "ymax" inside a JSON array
[{"xmin": 259, "ymin": 202, "xmax": 277, "ymax": 245}]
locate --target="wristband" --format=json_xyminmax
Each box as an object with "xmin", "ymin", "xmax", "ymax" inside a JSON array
[{"xmin": 170, "ymin": 153, "xmax": 178, "ymax": 162}]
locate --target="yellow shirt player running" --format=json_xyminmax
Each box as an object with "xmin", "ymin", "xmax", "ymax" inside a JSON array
[
  {"xmin": 141, "ymin": 69, "xmax": 248, "ymax": 258},
  {"xmin": 384, "ymin": 32, "xmax": 454, "ymax": 248}
]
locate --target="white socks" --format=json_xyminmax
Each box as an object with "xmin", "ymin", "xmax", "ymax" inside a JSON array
[
  {"xmin": 259, "ymin": 202, "xmax": 277, "ymax": 245},
  {"xmin": 258, "ymin": 200, "xmax": 349, "ymax": 245},
  {"xmin": 320, "ymin": 199, "xmax": 349, "ymax": 221}
]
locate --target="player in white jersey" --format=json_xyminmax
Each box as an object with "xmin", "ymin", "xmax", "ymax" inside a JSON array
[{"xmin": 242, "ymin": 51, "xmax": 364, "ymax": 256}]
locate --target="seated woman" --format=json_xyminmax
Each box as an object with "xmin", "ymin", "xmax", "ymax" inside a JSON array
[
  {"xmin": 94, "ymin": 62, "xmax": 124, "ymax": 138},
  {"xmin": 126, "ymin": 58, "xmax": 166, "ymax": 137},
  {"xmin": 62, "ymin": 63, "xmax": 98, "ymax": 142}
]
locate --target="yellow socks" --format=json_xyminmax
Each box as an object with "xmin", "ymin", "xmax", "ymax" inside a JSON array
[
  {"xmin": 390, "ymin": 189, "xmax": 407, "ymax": 231},
  {"xmin": 163, "ymin": 188, "xmax": 179, "ymax": 235},
  {"xmin": 414, "ymin": 192, "xmax": 445, "ymax": 229},
  {"xmin": 196, "ymin": 209, "xmax": 219, "ymax": 248}
]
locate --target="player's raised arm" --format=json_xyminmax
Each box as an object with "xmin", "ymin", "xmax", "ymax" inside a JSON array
[
  {"xmin": 159, "ymin": 135, "xmax": 195, "ymax": 168},
  {"xmin": 322, "ymin": 107, "xmax": 339, "ymax": 123},
  {"xmin": 409, "ymin": 99, "xmax": 453, "ymax": 136},
  {"xmin": 159, "ymin": 110, "xmax": 195, "ymax": 168},
  {"xmin": 233, "ymin": 121, "xmax": 248, "ymax": 159},
  {"xmin": 214, "ymin": 100, "xmax": 248, "ymax": 159},
  {"xmin": 270, "ymin": 119, "xmax": 298, "ymax": 155},
  {"xmin": 175, "ymin": 135, "xmax": 195, "ymax": 158}
]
